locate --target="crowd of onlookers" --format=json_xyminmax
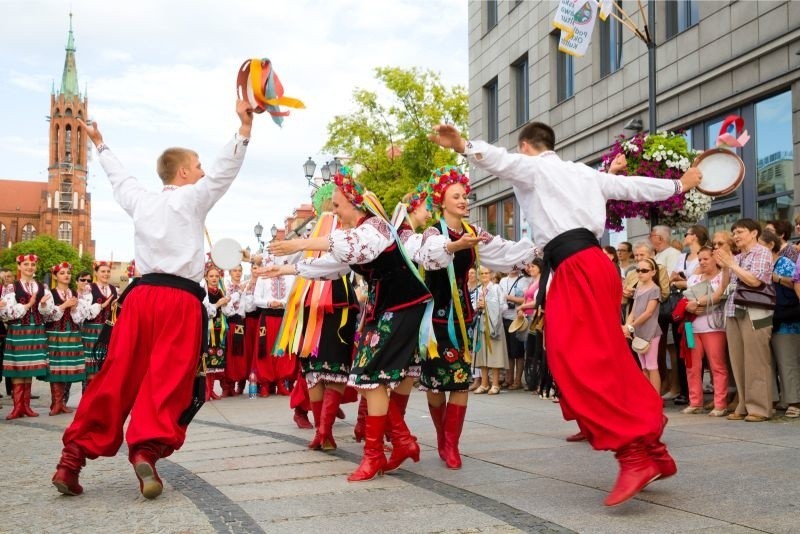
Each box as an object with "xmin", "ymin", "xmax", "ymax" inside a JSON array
[{"xmin": 468, "ymin": 216, "xmax": 800, "ymax": 422}]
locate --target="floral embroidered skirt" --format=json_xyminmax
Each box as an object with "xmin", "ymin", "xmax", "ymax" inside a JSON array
[
  {"xmin": 419, "ymin": 322, "xmax": 474, "ymax": 392},
  {"xmin": 349, "ymin": 303, "xmax": 426, "ymax": 389},
  {"xmin": 302, "ymin": 307, "xmax": 357, "ymax": 388}
]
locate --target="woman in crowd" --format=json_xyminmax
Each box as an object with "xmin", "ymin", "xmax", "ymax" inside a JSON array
[
  {"xmin": 518, "ymin": 259, "xmax": 548, "ymax": 395},
  {"xmin": 623, "ymin": 257, "xmax": 661, "ymax": 393},
  {"xmin": 760, "ymin": 230, "xmax": 800, "ymax": 419},
  {"xmin": 765, "ymin": 219, "xmax": 798, "ymax": 263},
  {"xmin": 203, "ymin": 263, "xmax": 231, "ymax": 400},
  {"xmin": 713, "ymin": 219, "xmax": 774, "ymax": 422},
  {"xmin": 497, "ymin": 269, "xmax": 529, "ymax": 390},
  {"xmin": 616, "ymin": 241, "xmax": 635, "ymax": 276},
  {"xmin": 222, "ymin": 263, "xmax": 252, "ymax": 397},
  {"xmin": 472, "ymin": 267, "xmax": 509, "ymax": 395},
  {"xmin": 1, "ymin": 254, "xmax": 54, "ymax": 419},
  {"xmin": 45, "ymin": 262, "xmax": 92, "ymax": 415},
  {"xmin": 266, "ymin": 170, "xmax": 431, "ymax": 481},
  {"xmin": 603, "ymin": 245, "xmax": 622, "ymax": 277},
  {"xmin": 683, "ymin": 247, "xmax": 729, "ymax": 416},
  {"xmin": 417, "ymin": 167, "xmax": 536, "ymax": 469},
  {"xmin": 81, "ymin": 261, "xmax": 118, "ymax": 384},
  {"xmin": 466, "ymin": 267, "xmax": 481, "ymax": 392},
  {"xmin": 277, "ymin": 183, "xmax": 360, "ymax": 450}
]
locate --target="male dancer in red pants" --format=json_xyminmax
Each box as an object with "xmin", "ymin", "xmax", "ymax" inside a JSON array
[
  {"xmin": 429, "ymin": 122, "xmax": 702, "ymax": 507},
  {"xmin": 52, "ymin": 100, "xmax": 254, "ymax": 499}
]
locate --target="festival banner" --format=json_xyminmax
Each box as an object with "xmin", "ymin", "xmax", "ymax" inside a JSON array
[{"xmin": 552, "ymin": 0, "xmax": 600, "ymax": 57}]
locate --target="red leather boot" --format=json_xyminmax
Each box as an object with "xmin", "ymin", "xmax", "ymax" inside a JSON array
[
  {"xmin": 604, "ymin": 440, "xmax": 662, "ymax": 507},
  {"xmin": 49, "ymin": 383, "xmax": 67, "ymax": 416},
  {"xmin": 257, "ymin": 383, "xmax": 270, "ymax": 398},
  {"xmin": 318, "ymin": 388, "xmax": 343, "ymax": 451},
  {"xmin": 347, "ymin": 415, "xmax": 388, "ymax": 482},
  {"xmin": 52, "ymin": 442, "xmax": 86, "ymax": 495},
  {"xmin": 221, "ymin": 379, "xmax": 234, "ymax": 398},
  {"xmin": 428, "ymin": 403, "xmax": 446, "ymax": 461},
  {"xmin": 443, "ymin": 403, "xmax": 467, "ymax": 469},
  {"xmin": 5, "ymin": 382, "xmax": 24, "ymax": 420},
  {"xmin": 293, "ymin": 407, "xmax": 313, "ymax": 429},
  {"xmin": 308, "ymin": 400, "xmax": 324, "ymax": 449},
  {"xmin": 205, "ymin": 375, "xmax": 218, "ymax": 401},
  {"xmin": 648, "ymin": 439, "xmax": 677, "ymax": 480},
  {"xmin": 130, "ymin": 443, "xmax": 165, "ymax": 499},
  {"xmin": 384, "ymin": 399, "xmax": 420, "ymax": 472},
  {"xmin": 22, "ymin": 382, "xmax": 39, "ymax": 417},
  {"xmin": 385, "ymin": 391, "xmax": 410, "ymax": 443},
  {"xmin": 276, "ymin": 380, "xmax": 291, "ymax": 396},
  {"xmin": 235, "ymin": 379, "xmax": 246, "ymax": 396},
  {"xmin": 353, "ymin": 395, "xmax": 368, "ymax": 442}
]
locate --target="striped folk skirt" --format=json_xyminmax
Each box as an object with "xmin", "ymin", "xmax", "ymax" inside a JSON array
[
  {"xmin": 47, "ymin": 324, "xmax": 86, "ymax": 382},
  {"xmin": 3, "ymin": 320, "xmax": 48, "ymax": 379},
  {"xmin": 82, "ymin": 322, "xmax": 104, "ymax": 375}
]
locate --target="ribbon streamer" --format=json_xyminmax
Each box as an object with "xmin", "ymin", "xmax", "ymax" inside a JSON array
[
  {"xmin": 717, "ymin": 115, "xmax": 750, "ymax": 149},
  {"xmin": 236, "ymin": 58, "xmax": 305, "ymax": 127}
]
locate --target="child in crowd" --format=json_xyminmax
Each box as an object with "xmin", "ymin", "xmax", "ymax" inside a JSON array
[{"xmin": 624, "ymin": 258, "xmax": 662, "ymax": 393}]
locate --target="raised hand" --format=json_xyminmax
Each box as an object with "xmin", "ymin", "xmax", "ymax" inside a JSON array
[
  {"xmin": 77, "ymin": 118, "xmax": 103, "ymax": 146},
  {"xmin": 428, "ymin": 124, "xmax": 467, "ymax": 153}
]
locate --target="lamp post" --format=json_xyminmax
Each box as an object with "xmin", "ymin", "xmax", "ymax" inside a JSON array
[
  {"xmin": 270, "ymin": 224, "xmax": 278, "ymax": 241},
  {"xmin": 303, "ymin": 156, "xmax": 339, "ymax": 189},
  {"xmin": 254, "ymin": 221, "xmax": 264, "ymax": 252}
]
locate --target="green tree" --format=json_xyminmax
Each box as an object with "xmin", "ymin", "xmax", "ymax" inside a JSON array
[
  {"xmin": 323, "ymin": 66, "xmax": 468, "ymax": 209},
  {"xmin": 0, "ymin": 235, "xmax": 93, "ymax": 284}
]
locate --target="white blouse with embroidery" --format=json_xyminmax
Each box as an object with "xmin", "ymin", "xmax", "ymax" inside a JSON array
[
  {"xmin": 0, "ymin": 282, "xmax": 56, "ymax": 322},
  {"xmin": 417, "ymin": 224, "xmax": 538, "ymax": 272}
]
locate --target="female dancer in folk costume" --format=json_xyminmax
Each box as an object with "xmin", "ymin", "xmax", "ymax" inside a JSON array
[
  {"xmin": 1, "ymin": 254, "xmax": 55, "ymax": 419},
  {"xmin": 81, "ymin": 261, "xmax": 118, "ymax": 383},
  {"xmin": 237, "ymin": 254, "xmax": 264, "ymax": 396},
  {"xmin": 273, "ymin": 183, "xmax": 360, "ymax": 446},
  {"xmin": 203, "ymin": 262, "xmax": 231, "ymax": 400},
  {"xmin": 417, "ymin": 167, "xmax": 537, "ymax": 469},
  {"xmin": 221, "ymin": 263, "xmax": 252, "ymax": 397},
  {"xmin": 252, "ymin": 254, "xmax": 296, "ymax": 396},
  {"xmin": 267, "ymin": 170, "xmax": 432, "ymax": 481},
  {"xmin": 45, "ymin": 262, "xmax": 94, "ymax": 415}
]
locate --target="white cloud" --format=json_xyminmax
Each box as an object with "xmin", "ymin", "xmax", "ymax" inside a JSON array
[{"xmin": 0, "ymin": 0, "xmax": 468, "ymax": 261}]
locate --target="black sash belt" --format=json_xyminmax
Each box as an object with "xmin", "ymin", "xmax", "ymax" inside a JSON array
[{"xmin": 535, "ymin": 228, "xmax": 600, "ymax": 311}]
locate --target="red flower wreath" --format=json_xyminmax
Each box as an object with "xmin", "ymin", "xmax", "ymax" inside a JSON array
[{"xmin": 428, "ymin": 166, "xmax": 470, "ymax": 207}]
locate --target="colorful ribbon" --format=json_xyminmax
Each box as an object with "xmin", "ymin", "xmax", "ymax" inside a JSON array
[
  {"xmin": 236, "ymin": 58, "xmax": 305, "ymax": 127},
  {"xmin": 716, "ymin": 115, "xmax": 750, "ymax": 149}
]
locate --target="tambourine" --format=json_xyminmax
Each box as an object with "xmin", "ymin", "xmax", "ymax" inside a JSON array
[
  {"xmin": 692, "ymin": 148, "xmax": 745, "ymax": 197},
  {"xmin": 210, "ymin": 238, "xmax": 246, "ymax": 270}
]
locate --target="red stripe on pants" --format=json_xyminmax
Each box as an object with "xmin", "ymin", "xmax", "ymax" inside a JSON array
[
  {"xmin": 545, "ymin": 247, "xmax": 664, "ymax": 451},
  {"xmin": 62, "ymin": 285, "xmax": 202, "ymax": 458}
]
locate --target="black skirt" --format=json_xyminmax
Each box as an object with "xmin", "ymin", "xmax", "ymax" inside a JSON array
[
  {"xmin": 301, "ymin": 306, "xmax": 357, "ymax": 381},
  {"xmin": 419, "ymin": 322, "xmax": 474, "ymax": 392}
]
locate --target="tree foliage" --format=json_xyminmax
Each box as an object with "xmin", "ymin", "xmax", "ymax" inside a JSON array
[
  {"xmin": 323, "ymin": 66, "xmax": 468, "ymax": 209},
  {"xmin": 0, "ymin": 235, "xmax": 94, "ymax": 283}
]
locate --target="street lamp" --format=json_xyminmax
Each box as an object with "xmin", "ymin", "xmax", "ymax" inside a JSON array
[
  {"xmin": 254, "ymin": 221, "xmax": 264, "ymax": 252},
  {"xmin": 320, "ymin": 162, "xmax": 331, "ymax": 183},
  {"xmin": 270, "ymin": 224, "xmax": 278, "ymax": 240},
  {"xmin": 303, "ymin": 156, "xmax": 317, "ymax": 187},
  {"xmin": 328, "ymin": 157, "xmax": 341, "ymax": 178}
]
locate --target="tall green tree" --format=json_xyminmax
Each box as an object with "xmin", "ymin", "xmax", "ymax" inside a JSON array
[
  {"xmin": 0, "ymin": 235, "xmax": 93, "ymax": 283},
  {"xmin": 324, "ymin": 66, "xmax": 468, "ymax": 209}
]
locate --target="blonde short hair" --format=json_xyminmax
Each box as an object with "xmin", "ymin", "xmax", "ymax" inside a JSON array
[{"xmin": 156, "ymin": 147, "xmax": 197, "ymax": 183}]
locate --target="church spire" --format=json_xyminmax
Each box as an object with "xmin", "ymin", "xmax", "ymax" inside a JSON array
[{"xmin": 60, "ymin": 12, "xmax": 79, "ymax": 97}]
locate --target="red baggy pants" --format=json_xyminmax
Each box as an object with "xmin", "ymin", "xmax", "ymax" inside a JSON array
[
  {"xmin": 226, "ymin": 315, "xmax": 258, "ymax": 381},
  {"xmin": 545, "ymin": 247, "xmax": 664, "ymax": 451},
  {"xmin": 62, "ymin": 285, "xmax": 202, "ymax": 458}
]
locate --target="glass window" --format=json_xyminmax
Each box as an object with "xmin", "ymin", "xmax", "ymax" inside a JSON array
[
  {"xmin": 599, "ymin": 3, "xmax": 623, "ymax": 77},
  {"xmin": 58, "ymin": 221, "xmax": 72, "ymax": 243},
  {"xmin": 485, "ymin": 78, "xmax": 499, "ymax": 142},
  {"xmin": 556, "ymin": 48, "xmax": 574, "ymax": 102},
  {"xmin": 486, "ymin": 0, "xmax": 498, "ymax": 31},
  {"xmin": 758, "ymin": 194, "xmax": 794, "ymax": 223},
  {"xmin": 486, "ymin": 203, "xmax": 497, "ymax": 236},
  {"xmin": 21, "ymin": 224, "xmax": 37, "ymax": 242},
  {"xmin": 502, "ymin": 197, "xmax": 516, "ymax": 240},
  {"xmin": 513, "ymin": 56, "xmax": 529, "ymax": 128},
  {"xmin": 706, "ymin": 207, "xmax": 742, "ymax": 236},
  {"xmin": 755, "ymin": 92, "xmax": 793, "ymax": 196},
  {"xmin": 0, "ymin": 223, "xmax": 6, "ymax": 248},
  {"xmin": 665, "ymin": 0, "xmax": 698, "ymax": 39},
  {"xmin": 706, "ymin": 118, "xmax": 739, "ymax": 202}
]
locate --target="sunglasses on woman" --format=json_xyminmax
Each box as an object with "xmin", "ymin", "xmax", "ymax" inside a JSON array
[
  {"xmin": 636, "ymin": 268, "xmax": 653, "ymax": 273},
  {"xmin": 78, "ymin": 278, "xmax": 91, "ymax": 282}
]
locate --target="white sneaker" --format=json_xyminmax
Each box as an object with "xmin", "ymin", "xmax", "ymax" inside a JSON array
[{"xmin": 708, "ymin": 408, "xmax": 728, "ymax": 417}]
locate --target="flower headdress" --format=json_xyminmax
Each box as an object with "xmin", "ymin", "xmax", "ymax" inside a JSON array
[
  {"xmin": 428, "ymin": 166, "xmax": 470, "ymax": 206},
  {"xmin": 312, "ymin": 183, "xmax": 336, "ymax": 216},
  {"xmin": 16, "ymin": 253, "xmax": 38, "ymax": 264},
  {"xmin": 404, "ymin": 181, "xmax": 432, "ymax": 213},
  {"xmin": 126, "ymin": 260, "xmax": 136, "ymax": 279},
  {"xmin": 93, "ymin": 260, "xmax": 111, "ymax": 271},
  {"xmin": 332, "ymin": 167, "xmax": 366, "ymax": 210},
  {"xmin": 51, "ymin": 261, "xmax": 72, "ymax": 275},
  {"xmin": 204, "ymin": 256, "xmax": 223, "ymax": 278}
]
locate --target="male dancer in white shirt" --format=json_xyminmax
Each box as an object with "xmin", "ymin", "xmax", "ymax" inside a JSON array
[
  {"xmin": 53, "ymin": 100, "xmax": 254, "ymax": 499},
  {"xmin": 429, "ymin": 122, "xmax": 702, "ymax": 507}
]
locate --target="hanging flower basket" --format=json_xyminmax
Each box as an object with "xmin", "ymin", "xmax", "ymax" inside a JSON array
[{"xmin": 601, "ymin": 132, "xmax": 711, "ymax": 231}]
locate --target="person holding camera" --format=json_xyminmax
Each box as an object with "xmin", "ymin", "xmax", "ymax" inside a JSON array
[{"xmin": 498, "ymin": 269, "xmax": 529, "ymax": 389}]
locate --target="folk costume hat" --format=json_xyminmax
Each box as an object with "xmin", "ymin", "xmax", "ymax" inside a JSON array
[
  {"xmin": 16, "ymin": 253, "xmax": 39, "ymax": 264},
  {"xmin": 428, "ymin": 166, "xmax": 471, "ymax": 207},
  {"xmin": 312, "ymin": 183, "xmax": 336, "ymax": 216},
  {"xmin": 51, "ymin": 261, "xmax": 72, "ymax": 275},
  {"xmin": 93, "ymin": 260, "xmax": 111, "ymax": 271},
  {"xmin": 404, "ymin": 181, "xmax": 433, "ymax": 213}
]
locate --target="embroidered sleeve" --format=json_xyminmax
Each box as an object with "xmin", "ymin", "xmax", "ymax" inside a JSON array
[
  {"xmin": 38, "ymin": 289, "xmax": 56, "ymax": 317},
  {"xmin": 252, "ymin": 278, "xmax": 269, "ymax": 308},
  {"xmin": 71, "ymin": 297, "xmax": 94, "ymax": 324},
  {"xmin": 475, "ymin": 225, "xmax": 539, "ymax": 272},
  {"xmin": 80, "ymin": 291, "xmax": 102, "ymax": 320},
  {"xmin": 276, "ymin": 275, "xmax": 295, "ymax": 306},
  {"xmin": 328, "ymin": 217, "xmax": 393, "ymax": 265},
  {"xmin": 296, "ymin": 254, "xmax": 352, "ymax": 281},
  {"xmin": 401, "ymin": 231, "xmax": 424, "ymax": 262},
  {"xmin": 418, "ymin": 226, "xmax": 452, "ymax": 270},
  {"xmin": 204, "ymin": 295, "xmax": 217, "ymax": 318},
  {"xmin": 221, "ymin": 292, "xmax": 240, "ymax": 316},
  {"xmin": 0, "ymin": 284, "xmax": 24, "ymax": 321}
]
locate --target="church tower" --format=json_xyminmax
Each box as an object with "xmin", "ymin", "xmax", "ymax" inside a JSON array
[{"xmin": 44, "ymin": 13, "xmax": 94, "ymax": 256}]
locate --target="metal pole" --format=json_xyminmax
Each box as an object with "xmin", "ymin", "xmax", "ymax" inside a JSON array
[{"xmin": 647, "ymin": 0, "xmax": 658, "ymax": 227}]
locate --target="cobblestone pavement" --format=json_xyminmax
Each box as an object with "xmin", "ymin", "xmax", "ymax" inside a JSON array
[{"xmin": 1, "ymin": 380, "xmax": 798, "ymax": 533}]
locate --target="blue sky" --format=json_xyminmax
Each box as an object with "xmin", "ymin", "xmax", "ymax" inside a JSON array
[{"xmin": 0, "ymin": 0, "xmax": 468, "ymax": 261}]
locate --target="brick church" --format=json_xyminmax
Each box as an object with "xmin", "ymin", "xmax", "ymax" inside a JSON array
[{"xmin": 0, "ymin": 15, "xmax": 94, "ymax": 257}]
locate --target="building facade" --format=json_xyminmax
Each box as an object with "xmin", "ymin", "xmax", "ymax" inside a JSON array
[
  {"xmin": 468, "ymin": 0, "xmax": 800, "ymax": 242},
  {"xmin": 0, "ymin": 15, "xmax": 94, "ymax": 256}
]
